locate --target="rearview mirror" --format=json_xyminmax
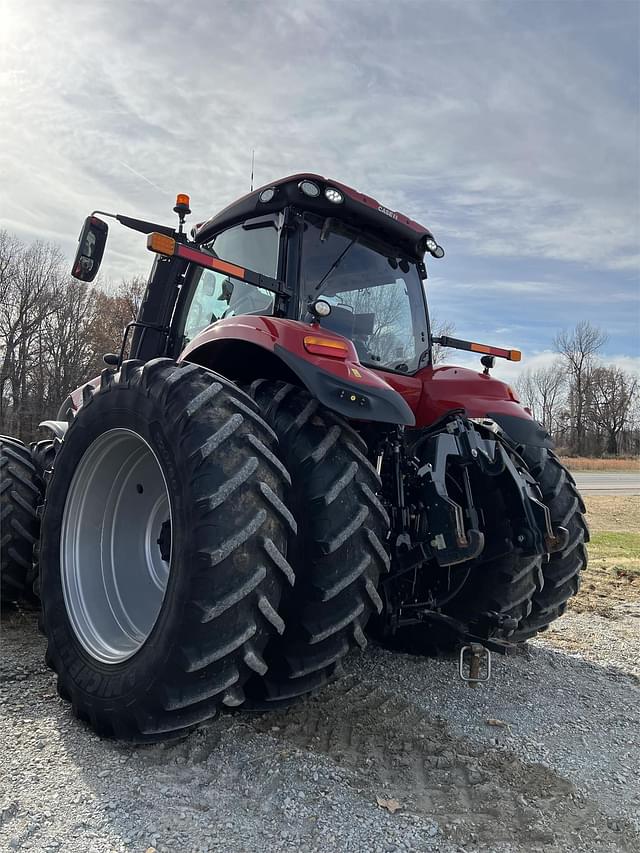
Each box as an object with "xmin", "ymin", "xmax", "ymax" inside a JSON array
[{"xmin": 71, "ymin": 216, "xmax": 108, "ymax": 281}]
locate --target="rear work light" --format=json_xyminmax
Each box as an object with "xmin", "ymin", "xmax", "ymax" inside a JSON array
[
  {"xmin": 324, "ymin": 187, "xmax": 344, "ymax": 204},
  {"xmin": 424, "ymin": 237, "xmax": 445, "ymax": 258},
  {"xmin": 303, "ymin": 335, "xmax": 350, "ymax": 358},
  {"xmin": 299, "ymin": 180, "xmax": 321, "ymax": 197}
]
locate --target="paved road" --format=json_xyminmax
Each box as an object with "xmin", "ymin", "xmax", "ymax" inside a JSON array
[{"xmin": 572, "ymin": 470, "xmax": 640, "ymax": 495}]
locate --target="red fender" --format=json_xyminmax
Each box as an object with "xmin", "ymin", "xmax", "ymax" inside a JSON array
[{"xmin": 180, "ymin": 316, "xmax": 416, "ymax": 425}]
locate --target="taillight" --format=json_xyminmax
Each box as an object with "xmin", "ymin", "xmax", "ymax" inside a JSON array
[{"xmin": 303, "ymin": 336, "xmax": 349, "ymax": 359}]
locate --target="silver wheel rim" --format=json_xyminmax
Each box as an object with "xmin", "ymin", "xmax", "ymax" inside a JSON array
[{"xmin": 61, "ymin": 428, "xmax": 172, "ymax": 664}]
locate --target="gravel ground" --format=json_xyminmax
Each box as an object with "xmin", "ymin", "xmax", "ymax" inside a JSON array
[{"xmin": 1, "ymin": 606, "xmax": 638, "ymax": 853}]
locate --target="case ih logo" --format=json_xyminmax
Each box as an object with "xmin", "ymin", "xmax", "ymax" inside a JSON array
[{"xmin": 377, "ymin": 205, "xmax": 398, "ymax": 221}]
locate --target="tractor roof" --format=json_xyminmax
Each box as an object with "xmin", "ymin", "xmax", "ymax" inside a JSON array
[{"xmin": 194, "ymin": 173, "xmax": 435, "ymax": 261}]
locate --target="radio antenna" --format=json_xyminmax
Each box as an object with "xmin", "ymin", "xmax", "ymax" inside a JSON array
[{"xmin": 250, "ymin": 149, "xmax": 255, "ymax": 191}]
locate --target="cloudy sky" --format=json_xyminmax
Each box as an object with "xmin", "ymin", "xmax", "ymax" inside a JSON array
[{"xmin": 0, "ymin": 0, "xmax": 638, "ymax": 379}]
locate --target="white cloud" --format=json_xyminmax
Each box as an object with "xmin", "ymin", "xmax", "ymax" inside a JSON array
[{"xmin": 0, "ymin": 0, "xmax": 637, "ymax": 354}]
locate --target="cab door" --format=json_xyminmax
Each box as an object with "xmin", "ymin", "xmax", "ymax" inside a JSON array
[{"xmin": 171, "ymin": 214, "xmax": 285, "ymax": 354}]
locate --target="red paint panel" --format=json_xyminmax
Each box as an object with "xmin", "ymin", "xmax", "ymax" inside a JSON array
[
  {"xmin": 329, "ymin": 179, "xmax": 426, "ymax": 235},
  {"xmin": 181, "ymin": 317, "xmax": 399, "ymax": 393},
  {"xmin": 181, "ymin": 317, "xmax": 533, "ymax": 429},
  {"xmin": 412, "ymin": 365, "xmax": 533, "ymax": 428}
]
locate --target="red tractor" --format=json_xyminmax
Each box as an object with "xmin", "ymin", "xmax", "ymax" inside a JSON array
[{"xmin": 0, "ymin": 175, "xmax": 587, "ymax": 739}]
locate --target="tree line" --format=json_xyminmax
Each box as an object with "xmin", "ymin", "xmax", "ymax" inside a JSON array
[
  {"xmin": 1, "ymin": 230, "xmax": 638, "ymax": 456},
  {"xmin": 0, "ymin": 230, "xmax": 144, "ymax": 441},
  {"xmin": 514, "ymin": 321, "xmax": 638, "ymax": 457}
]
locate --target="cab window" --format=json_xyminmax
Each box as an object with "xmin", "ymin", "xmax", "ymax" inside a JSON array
[{"xmin": 181, "ymin": 218, "xmax": 279, "ymax": 344}]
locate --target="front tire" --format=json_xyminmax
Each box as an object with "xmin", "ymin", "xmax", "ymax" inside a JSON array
[{"xmin": 40, "ymin": 359, "xmax": 293, "ymax": 739}]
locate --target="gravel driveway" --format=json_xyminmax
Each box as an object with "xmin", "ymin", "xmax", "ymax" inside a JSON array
[{"xmin": 1, "ymin": 607, "xmax": 638, "ymax": 853}]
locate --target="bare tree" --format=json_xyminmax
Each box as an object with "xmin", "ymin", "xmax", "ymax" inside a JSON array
[
  {"xmin": 586, "ymin": 365, "xmax": 638, "ymax": 455},
  {"xmin": 0, "ymin": 236, "xmax": 62, "ymax": 437},
  {"xmin": 515, "ymin": 359, "xmax": 566, "ymax": 433},
  {"xmin": 627, "ymin": 387, "xmax": 640, "ymax": 456},
  {"xmin": 514, "ymin": 362, "xmax": 566, "ymax": 434},
  {"xmin": 86, "ymin": 277, "xmax": 146, "ymax": 371},
  {"xmin": 0, "ymin": 229, "xmax": 148, "ymax": 440},
  {"xmin": 553, "ymin": 321, "xmax": 608, "ymax": 454},
  {"xmin": 114, "ymin": 276, "xmax": 146, "ymax": 321},
  {"xmin": 430, "ymin": 316, "xmax": 456, "ymax": 365},
  {"xmin": 37, "ymin": 279, "xmax": 99, "ymax": 418}
]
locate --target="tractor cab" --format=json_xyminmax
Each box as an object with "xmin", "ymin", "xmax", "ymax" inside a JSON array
[
  {"xmin": 70, "ymin": 174, "xmax": 442, "ymax": 372},
  {"xmin": 180, "ymin": 174, "xmax": 441, "ymax": 377},
  {"xmin": 69, "ymin": 175, "xmax": 522, "ymax": 427},
  {"xmin": 183, "ymin": 207, "xmax": 431, "ymax": 374}
]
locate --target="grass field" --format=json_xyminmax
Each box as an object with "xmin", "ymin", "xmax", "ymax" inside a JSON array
[
  {"xmin": 560, "ymin": 456, "xmax": 639, "ymax": 471},
  {"xmin": 572, "ymin": 495, "xmax": 640, "ymax": 616},
  {"xmin": 584, "ymin": 495, "xmax": 640, "ymax": 533},
  {"xmin": 589, "ymin": 531, "xmax": 640, "ymax": 577}
]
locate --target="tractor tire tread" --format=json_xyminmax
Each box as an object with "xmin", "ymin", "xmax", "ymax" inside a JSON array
[
  {"xmin": 1, "ymin": 439, "xmax": 43, "ymax": 604},
  {"xmin": 39, "ymin": 358, "xmax": 290, "ymax": 740},
  {"xmin": 245, "ymin": 380, "xmax": 390, "ymax": 700},
  {"xmin": 511, "ymin": 448, "xmax": 588, "ymax": 642}
]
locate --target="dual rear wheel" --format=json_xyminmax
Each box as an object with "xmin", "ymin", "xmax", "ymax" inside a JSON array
[{"xmin": 37, "ymin": 366, "xmax": 388, "ymax": 738}]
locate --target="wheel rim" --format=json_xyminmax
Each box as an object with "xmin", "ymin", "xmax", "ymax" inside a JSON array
[{"xmin": 61, "ymin": 428, "xmax": 172, "ymax": 664}]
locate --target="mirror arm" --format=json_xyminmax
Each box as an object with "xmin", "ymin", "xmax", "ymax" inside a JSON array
[
  {"xmin": 116, "ymin": 215, "xmax": 176, "ymax": 238},
  {"xmin": 92, "ymin": 210, "xmax": 176, "ymax": 238}
]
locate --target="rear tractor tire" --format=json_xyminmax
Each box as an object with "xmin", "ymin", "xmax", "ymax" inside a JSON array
[
  {"xmin": 511, "ymin": 448, "xmax": 589, "ymax": 641},
  {"xmin": 246, "ymin": 381, "xmax": 390, "ymax": 701},
  {"xmin": 40, "ymin": 359, "xmax": 294, "ymax": 740},
  {"xmin": 0, "ymin": 437, "xmax": 42, "ymax": 606}
]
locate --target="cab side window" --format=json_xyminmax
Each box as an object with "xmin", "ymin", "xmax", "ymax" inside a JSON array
[
  {"xmin": 181, "ymin": 218, "xmax": 279, "ymax": 344},
  {"xmin": 210, "ymin": 219, "xmax": 279, "ymax": 278},
  {"xmin": 183, "ymin": 269, "xmax": 221, "ymax": 344}
]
